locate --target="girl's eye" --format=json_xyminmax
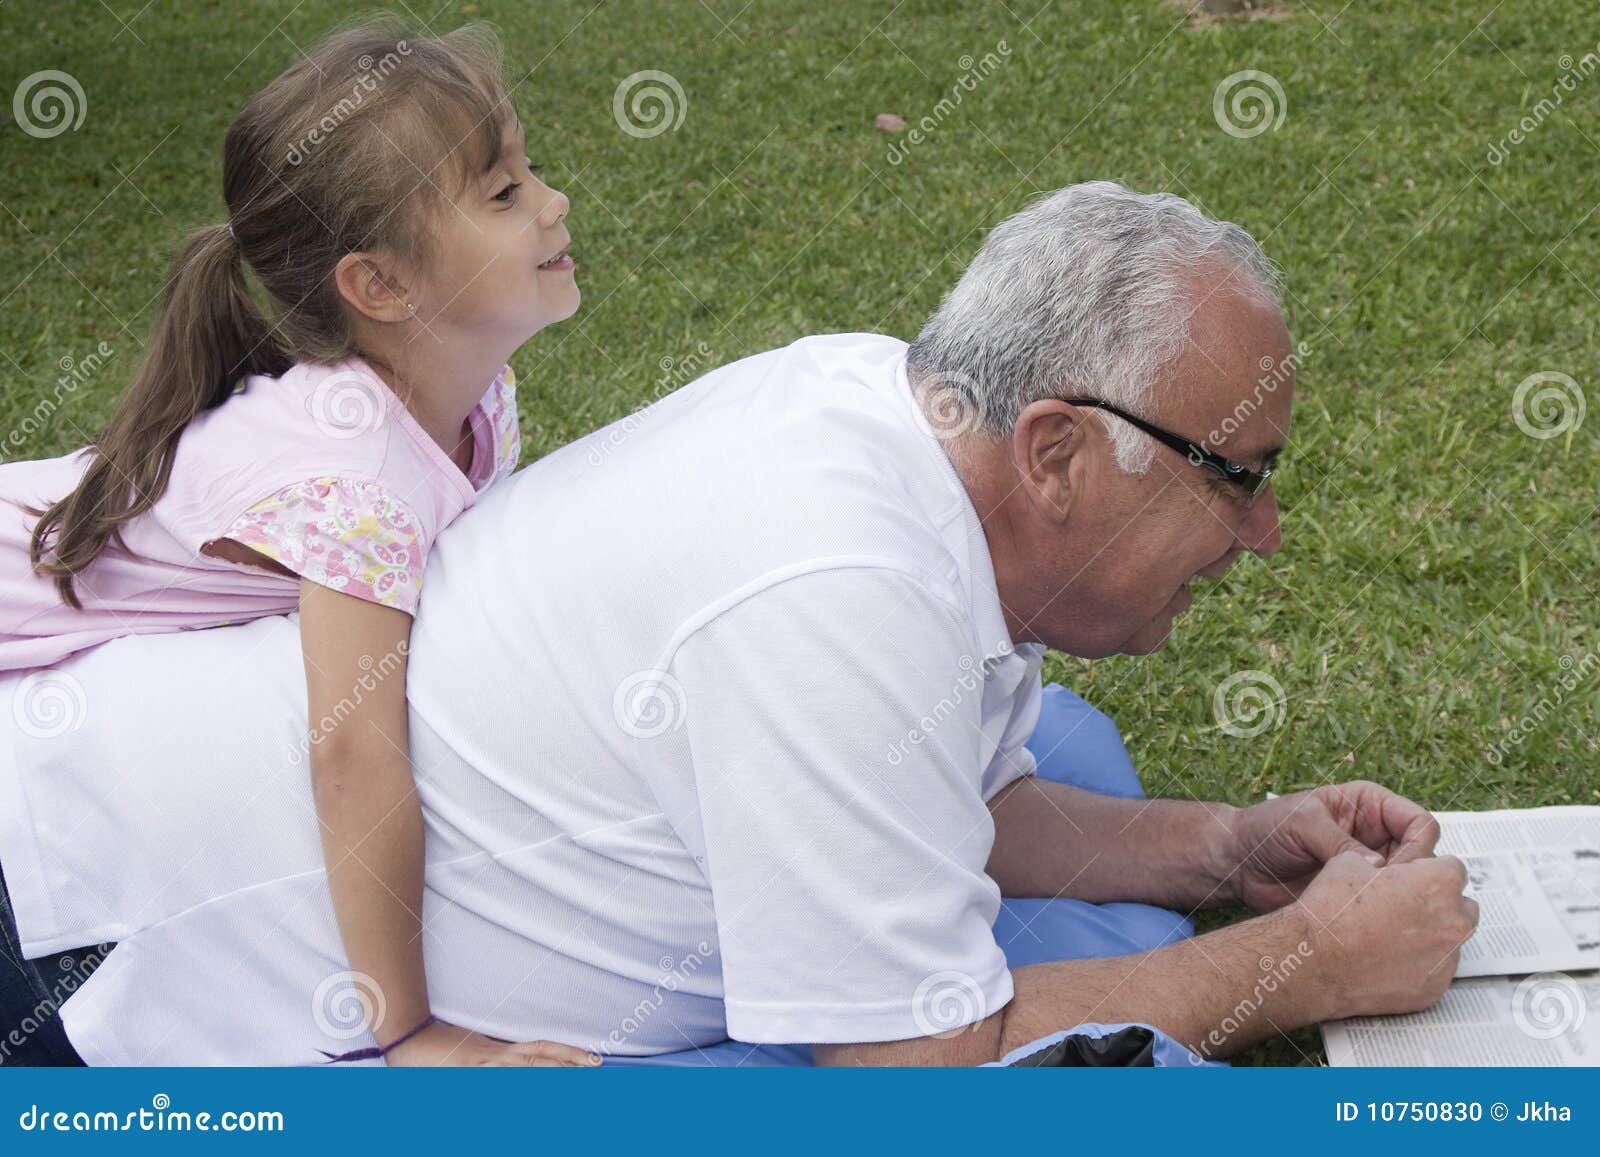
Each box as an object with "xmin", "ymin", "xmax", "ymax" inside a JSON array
[
  {"xmin": 525, "ymin": 156, "xmax": 543, "ymax": 174},
  {"xmin": 493, "ymin": 181, "xmax": 521, "ymax": 204}
]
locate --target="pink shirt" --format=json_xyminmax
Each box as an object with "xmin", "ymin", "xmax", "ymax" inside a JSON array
[{"xmin": 0, "ymin": 357, "xmax": 520, "ymax": 673}]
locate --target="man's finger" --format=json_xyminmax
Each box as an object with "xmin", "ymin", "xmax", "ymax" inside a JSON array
[
  {"xmin": 1385, "ymin": 804, "xmax": 1441, "ymax": 864},
  {"xmin": 1299, "ymin": 808, "xmax": 1386, "ymax": 867},
  {"xmin": 1348, "ymin": 784, "xmax": 1439, "ymax": 862}
]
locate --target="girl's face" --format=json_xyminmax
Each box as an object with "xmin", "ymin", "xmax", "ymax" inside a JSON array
[{"xmin": 411, "ymin": 120, "xmax": 578, "ymax": 346}]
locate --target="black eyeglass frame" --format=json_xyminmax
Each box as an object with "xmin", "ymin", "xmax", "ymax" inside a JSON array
[{"xmin": 1061, "ymin": 396, "xmax": 1275, "ymax": 500}]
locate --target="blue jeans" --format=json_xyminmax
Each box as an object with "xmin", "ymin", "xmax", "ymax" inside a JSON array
[{"xmin": 0, "ymin": 857, "xmax": 111, "ymax": 1066}]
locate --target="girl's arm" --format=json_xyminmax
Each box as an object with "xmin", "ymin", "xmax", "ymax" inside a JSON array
[{"xmin": 298, "ymin": 578, "xmax": 598, "ymax": 1067}]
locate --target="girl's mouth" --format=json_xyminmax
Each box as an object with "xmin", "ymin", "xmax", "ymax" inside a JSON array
[{"xmin": 538, "ymin": 246, "xmax": 573, "ymax": 271}]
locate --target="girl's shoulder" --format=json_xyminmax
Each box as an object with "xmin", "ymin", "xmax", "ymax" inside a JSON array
[{"xmin": 163, "ymin": 358, "xmax": 469, "ymax": 552}]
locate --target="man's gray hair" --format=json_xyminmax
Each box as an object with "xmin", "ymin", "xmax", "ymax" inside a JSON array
[{"xmin": 906, "ymin": 180, "xmax": 1282, "ymax": 473}]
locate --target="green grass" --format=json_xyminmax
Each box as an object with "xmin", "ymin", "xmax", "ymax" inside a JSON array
[{"xmin": 3, "ymin": 1, "xmax": 1597, "ymax": 1066}]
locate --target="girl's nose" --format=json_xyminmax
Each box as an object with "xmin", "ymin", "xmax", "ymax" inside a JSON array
[{"xmin": 540, "ymin": 187, "xmax": 570, "ymax": 229}]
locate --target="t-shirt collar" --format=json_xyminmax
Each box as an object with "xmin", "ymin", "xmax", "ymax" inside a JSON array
[{"xmin": 891, "ymin": 351, "xmax": 1035, "ymax": 666}]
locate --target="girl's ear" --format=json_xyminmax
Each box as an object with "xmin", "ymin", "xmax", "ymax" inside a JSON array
[{"xmin": 333, "ymin": 252, "xmax": 414, "ymax": 323}]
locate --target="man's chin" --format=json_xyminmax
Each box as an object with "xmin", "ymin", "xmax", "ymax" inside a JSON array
[{"xmin": 1118, "ymin": 587, "xmax": 1191, "ymax": 654}]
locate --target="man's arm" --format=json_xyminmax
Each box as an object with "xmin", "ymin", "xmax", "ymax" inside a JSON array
[
  {"xmin": 986, "ymin": 774, "xmax": 1445, "ymax": 912},
  {"xmin": 985, "ymin": 774, "xmax": 1240, "ymax": 910},
  {"xmin": 815, "ymin": 850, "xmax": 1479, "ymax": 1066}
]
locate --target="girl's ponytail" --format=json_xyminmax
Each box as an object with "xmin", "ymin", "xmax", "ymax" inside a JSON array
[{"xmin": 27, "ymin": 222, "xmax": 288, "ymax": 608}]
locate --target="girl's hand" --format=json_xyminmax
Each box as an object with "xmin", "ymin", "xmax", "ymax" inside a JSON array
[{"xmin": 383, "ymin": 1019, "xmax": 602, "ymax": 1067}]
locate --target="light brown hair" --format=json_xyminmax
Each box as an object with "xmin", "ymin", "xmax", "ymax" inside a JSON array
[{"xmin": 27, "ymin": 17, "xmax": 517, "ymax": 607}]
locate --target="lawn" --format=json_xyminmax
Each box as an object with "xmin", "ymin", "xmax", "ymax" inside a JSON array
[{"xmin": 2, "ymin": 1, "xmax": 1596, "ymax": 1065}]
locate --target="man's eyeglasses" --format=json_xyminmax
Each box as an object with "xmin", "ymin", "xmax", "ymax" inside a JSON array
[{"xmin": 1061, "ymin": 396, "xmax": 1275, "ymax": 503}]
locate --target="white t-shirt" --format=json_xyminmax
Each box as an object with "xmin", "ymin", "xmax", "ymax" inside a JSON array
[{"xmin": 0, "ymin": 333, "xmax": 1045, "ymax": 1064}]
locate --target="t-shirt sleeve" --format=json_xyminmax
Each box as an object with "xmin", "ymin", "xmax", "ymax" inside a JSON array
[
  {"xmin": 219, "ymin": 477, "xmax": 426, "ymax": 614},
  {"xmin": 665, "ymin": 564, "xmax": 1014, "ymax": 1046}
]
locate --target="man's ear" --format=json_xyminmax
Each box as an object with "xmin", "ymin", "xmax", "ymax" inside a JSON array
[
  {"xmin": 1010, "ymin": 399, "xmax": 1090, "ymax": 520},
  {"xmin": 333, "ymin": 252, "xmax": 414, "ymax": 324}
]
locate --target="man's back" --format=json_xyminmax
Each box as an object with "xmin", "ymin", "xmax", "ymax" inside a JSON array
[
  {"xmin": 1, "ymin": 333, "xmax": 1042, "ymax": 1063},
  {"xmin": 405, "ymin": 332, "xmax": 1029, "ymax": 1053}
]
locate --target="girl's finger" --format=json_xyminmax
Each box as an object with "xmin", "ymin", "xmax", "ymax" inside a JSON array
[{"xmin": 514, "ymin": 1040, "xmax": 602, "ymax": 1066}]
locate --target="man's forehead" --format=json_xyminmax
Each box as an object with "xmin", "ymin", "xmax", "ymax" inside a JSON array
[{"xmin": 1170, "ymin": 298, "xmax": 1296, "ymax": 462}]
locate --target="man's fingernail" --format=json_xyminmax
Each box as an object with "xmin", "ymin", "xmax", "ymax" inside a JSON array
[
  {"xmin": 1363, "ymin": 850, "xmax": 1385, "ymax": 866},
  {"xmin": 588, "ymin": 1053, "xmax": 603, "ymax": 1065}
]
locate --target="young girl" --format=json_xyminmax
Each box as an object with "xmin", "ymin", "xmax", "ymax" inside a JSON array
[{"xmin": 0, "ymin": 20, "xmax": 595, "ymax": 1067}]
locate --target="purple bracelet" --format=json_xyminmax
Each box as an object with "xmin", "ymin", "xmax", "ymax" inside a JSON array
[{"xmin": 317, "ymin": 1014, "xmax": 436, "ymax": 1064}]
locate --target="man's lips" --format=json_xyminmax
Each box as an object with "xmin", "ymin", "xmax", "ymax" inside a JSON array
[{"xmin": 1194, "ymin": 556, "xmax": 1238, "ymax": 582}]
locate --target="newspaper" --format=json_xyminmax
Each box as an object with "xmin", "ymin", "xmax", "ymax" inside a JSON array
[{"xmin": 1321, "ymin": 806, "xmax": 1600, "ymax": 1066}]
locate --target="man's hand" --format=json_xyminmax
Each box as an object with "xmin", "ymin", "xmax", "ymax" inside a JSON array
[
  {"xmin": 1294, "ymin": 850, "xmax": 1478, "ymax": 1021},
  {"xmin": 1221, "ymin": 780, "xmax": 1442, "ymax": 912}
]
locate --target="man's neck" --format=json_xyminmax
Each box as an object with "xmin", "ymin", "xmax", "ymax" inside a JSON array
[{"xmin": 945, "ymin": 440, "xmax": 1032, "ymax": 645}]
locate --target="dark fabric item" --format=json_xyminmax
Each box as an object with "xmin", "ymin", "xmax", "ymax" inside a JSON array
[
  {"xmin": 1007, "ymin": 1025, "xmax": 1157, "ymax": 1067},
  {"xmin": 0, "ymin": 855, "xmax": 110, "ymax": 1066}
]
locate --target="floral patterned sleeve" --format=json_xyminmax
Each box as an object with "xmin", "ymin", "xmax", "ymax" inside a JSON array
[{"xmin": 221, "ymin": 477, "xmax": 426, "ymax": 614}]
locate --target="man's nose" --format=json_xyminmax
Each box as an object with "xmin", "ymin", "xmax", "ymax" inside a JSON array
[{"xmin": 1240, "ymin": 484, "xmax": 1282, "ymax": 557}]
